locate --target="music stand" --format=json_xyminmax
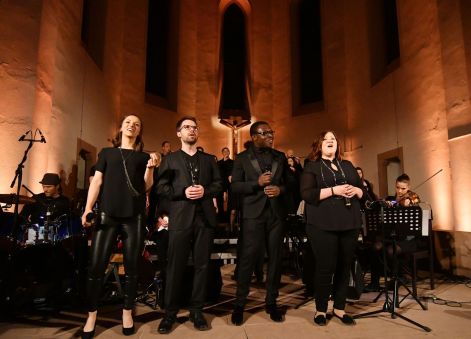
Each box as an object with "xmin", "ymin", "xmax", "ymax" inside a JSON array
[{"xmin": 355, "ymin": 205, "xmax": 431, "ymax": 332}]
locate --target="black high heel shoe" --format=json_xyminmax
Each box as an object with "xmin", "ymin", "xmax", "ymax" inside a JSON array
[
  {"xmin": 81, "ymin": 327, "xmax": 95, "ymax": 339},
  {"xmin": 122, "ymin": 324, "xmax": 135, "ymax": 336},
  {"xmin": 314, "ymin": 313, "xmax": 327, "ymax": 326},
  {"xmin": 332, "ymin": 311, "xmax": 356, "ymax": 325}
]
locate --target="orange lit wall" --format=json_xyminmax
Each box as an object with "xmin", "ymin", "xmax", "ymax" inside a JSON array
[
  {"xmin": 0, "ymin": 1, "xmax": 41, "ymax": 196},
  {"xmin": 1, "ymin": 0, "xmax": 471, "ymax": 274}
]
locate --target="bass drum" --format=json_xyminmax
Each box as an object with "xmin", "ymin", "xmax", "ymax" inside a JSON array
[
  {"xmin": 0, "ymin": 212, "xmax": 21, "ymax": 250},
  {"xmin": 0, "ymin": 212, "xmax": 20, "ymax": 307},
  {"xmin": 11, "ymin": 243, "xmax": 74, "ymax": 307}
]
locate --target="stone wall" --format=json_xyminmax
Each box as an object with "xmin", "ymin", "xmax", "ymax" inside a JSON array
[{"xmin": 1, "ymin": 0, "xmax": 470, "ymax": 274}]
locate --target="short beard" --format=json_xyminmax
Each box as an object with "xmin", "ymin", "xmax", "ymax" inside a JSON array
[{"xmin": 184, "ymin": 138, "xmax": 197, "ymax": 146}]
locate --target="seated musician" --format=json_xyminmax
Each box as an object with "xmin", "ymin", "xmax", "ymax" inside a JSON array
[
  {"xmin": 385, "ymin": 173, "xmax": 420, "ymax": 207},
  {"xmin": 20, "ymin": 173, "xmax": 70, "ymax": 225},
  {"xmin": 365, "ymin": 173, "xmax": 423, "ymax": 292}
]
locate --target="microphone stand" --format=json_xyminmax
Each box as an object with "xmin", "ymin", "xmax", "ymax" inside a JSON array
[{"xmin": 9, "ymin": 130, "xmax": 45, "ymax": 240}]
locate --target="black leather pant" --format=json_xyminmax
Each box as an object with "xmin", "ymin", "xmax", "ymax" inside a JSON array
[{"xmin": 86, "ymin": 213, "xmax": 144, "ymax": 312}]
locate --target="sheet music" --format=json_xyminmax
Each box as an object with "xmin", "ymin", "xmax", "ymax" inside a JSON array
[{"xmin": 362, "ymin": 205, "xmax": 432, "ymax": 237}]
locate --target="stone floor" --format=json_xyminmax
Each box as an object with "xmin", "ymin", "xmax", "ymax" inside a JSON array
[{"xmin": 1, "ymin": 265, "xmax": 471, "ymax": 339}]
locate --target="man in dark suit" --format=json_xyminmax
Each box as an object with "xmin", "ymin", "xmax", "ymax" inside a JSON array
[
  {"xmin": 231, "ymin": 121, "xmax": 289, "ymax": 325},
  {"xmin": 156, "ymin": 116, "xmax": 222, "ymax": 334}
]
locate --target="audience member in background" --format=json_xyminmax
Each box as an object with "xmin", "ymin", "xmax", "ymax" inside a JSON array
[
  {"xmin": 286, "ymin": 156, "xmax": 303, "ymax": 214},
  {"xmin": 161, "ymin": 141, "xmax": 172, "ymax": 157},
  {"xmin": 216, "ymin": 147, "xmax": 234, "ymax": 223},
  {"xmin": 286, "ymin": 149, "xmax": 303, "ymax": 171},
  {"xmin": 355, "ymin": 167, "xmax": 377, "ymax": 209}
]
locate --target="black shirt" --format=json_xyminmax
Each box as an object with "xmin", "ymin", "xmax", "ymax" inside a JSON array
[
  {"xmin": 359, "ymin": 179, "xmax": 377, "ymax": 209},
  {"xmin": 95, "ymin": 147, "xmax": 150, "ymax": 218},
  {"xmin": 300, "ymin": 158, "xmax": 363, "ymax": 231},
  {"xmin": 253, "ymin": 146, "xmax": 274, "ymax": 173},
  {"xmin": 181, "ymin": 150, "xmax": 200, "ymax": 185},
  {"xmin": 217, "ymin": 158, "xmax": 234, "ymax": 190},
  {"xmin": 181, "ymin": 150, "xmax": 204, "ymax": 214}
]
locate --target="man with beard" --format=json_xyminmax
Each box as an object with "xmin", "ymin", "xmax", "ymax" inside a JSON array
[
  {"xmin": 156, "ymin": 116, "xmax": 222, "ymax": 334},
  {"xmin": 230, "ymin": 121, "xmax": 290, "ymax": 325},
  {"xmin": 20, "ymin": 173, "xmax": 70, "ymax": 231}
]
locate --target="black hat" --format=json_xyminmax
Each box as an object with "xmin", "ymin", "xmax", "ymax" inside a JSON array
[{"xmin": 39, "ymin": 173, "xmax": 61, "ymax": 185}]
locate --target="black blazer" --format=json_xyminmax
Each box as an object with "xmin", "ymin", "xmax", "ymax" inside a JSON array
[
  {"xmin": 231, "ymin": 147, "xmax": 289, "ymax": 219},
  {"xmin": 157, "ymin": 150, "xmax": 223, "ymax": 229}
]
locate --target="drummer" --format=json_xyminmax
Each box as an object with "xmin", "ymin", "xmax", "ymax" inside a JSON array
[{"xmin": 20, "ymin": 173, "xmax": 70, "ymax": 224}]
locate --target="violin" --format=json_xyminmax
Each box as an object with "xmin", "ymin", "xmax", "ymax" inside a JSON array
[{"xmin": 396, "ymin": 190, "xmax": 420, "ymax": 207}]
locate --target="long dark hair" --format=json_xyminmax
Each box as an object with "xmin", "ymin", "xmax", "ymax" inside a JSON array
[
  {"xmin": 312, "ymin": 130, "xmax": 342, "ymax": 161},
  {"xmin": 111, "ymin": 114, "xmax": 145, "ymax": 152}
]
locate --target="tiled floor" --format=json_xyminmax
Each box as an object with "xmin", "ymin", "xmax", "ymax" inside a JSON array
[{"xmin": 1, "ymin": 265, "xmax": 470, "ymax": 339}]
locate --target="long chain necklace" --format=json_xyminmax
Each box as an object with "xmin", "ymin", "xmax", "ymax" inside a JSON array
[
  {"xmin": 320, "ymin": 158, "xmax": 347, "ymax": 187},
  {"xmin": 119, "ymin": 147, "xmax": 134, "ymax": 162},
  {"xmin": 118, "ymin": 147, "xmax": 140, "ymax": 197}
]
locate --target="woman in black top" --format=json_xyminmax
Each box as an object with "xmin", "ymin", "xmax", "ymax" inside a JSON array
[
  {"xmin": 300, "ymin": 131, "xmax": 363, "ymax": 326},
  {"xmin": 80, "ymin": 114, "xmax": 159, "ymax": 338},
  {"xmin": 355, "ymin": 167, "xmax": 377, "ymax": 209}
]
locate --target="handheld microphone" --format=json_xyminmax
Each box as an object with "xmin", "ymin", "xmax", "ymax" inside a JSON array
[
  {"xmin": 18, "ymin": 130, "xmax": 31, "ymax": 141},
  {"xmin": 86, "ymin": 212, "xmax": 95, "ymax": 223},
  {"xmin": 345, "ymin": 197, "xmax": 351, "ymax": 207},
  {"xmin": 37, "ymin": 129, "xmax": 46, "ymax": 143}
]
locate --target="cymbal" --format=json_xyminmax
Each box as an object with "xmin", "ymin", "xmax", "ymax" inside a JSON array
[{"xmin": 0, "ymin": 194, "xmax": 36, "ymax": 205}]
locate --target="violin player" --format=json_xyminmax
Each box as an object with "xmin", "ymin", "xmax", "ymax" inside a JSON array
[
  {"xmin": 364, "ymin": 173, "xmax": 423, "ymax": 292},
  {"xmin": 385, "ymin": 173, "xmax": 420, "ymax": 207}
]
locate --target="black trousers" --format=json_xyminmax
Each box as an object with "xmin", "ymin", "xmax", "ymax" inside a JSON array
[
  {"xmin": 306, "ymin": 226, "xmax": 358, "ymax": 312},
  {"xmin": 86, "ymin": 214, "xmax": 145, "ymax": 312},
  {"xmin": 164, "ymin": 213, "xmax": 214, "ymax": 316},
  {"xmin": 235, "ymin": 207, "xmax": 284, "ymax": 307}
]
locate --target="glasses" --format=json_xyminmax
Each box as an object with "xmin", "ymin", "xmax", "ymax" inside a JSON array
[
  {"xmin": 180, "ymin": 125, "xmax": 199, "ymax": 132},
  {"xmin": 256, "ymin": 130, "xmax": 275, "ymax": 136}
]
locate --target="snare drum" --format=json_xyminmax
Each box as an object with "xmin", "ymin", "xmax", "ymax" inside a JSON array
[
  {"xmin": 23, "ymin": 221, "xmax": 57, "ymax": 244},
  {"xmin": 24, "ymin": 223, "xmax": 44, "ymax": 245}
]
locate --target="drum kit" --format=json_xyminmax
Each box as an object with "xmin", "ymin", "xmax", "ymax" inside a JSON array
[
  {"xmin": 0, "ymin": 193, "xmax": 83, "ymax": 246},
  {"xmin": 0, "ymin": 194, "xmax": 85, "ymax": 310}
]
